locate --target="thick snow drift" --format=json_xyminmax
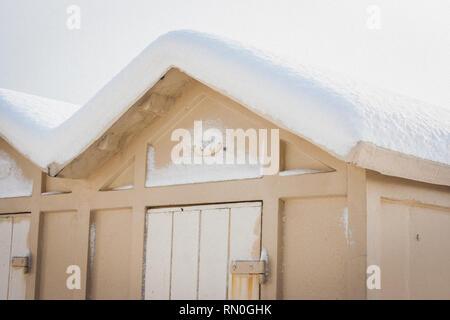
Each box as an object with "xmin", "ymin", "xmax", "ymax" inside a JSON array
[{"xmin": 0, "ymin": 30, "xmax": 449, "ymax": 172}]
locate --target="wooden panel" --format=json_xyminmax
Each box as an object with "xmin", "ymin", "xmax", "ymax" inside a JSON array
[
  {"xmin": 409, "ymin": 206, "xmax": 450, "ymax": 299},
  {"xmin": 8, "ymin": 215, "xmax": 30, "ymax": 300},
  {"xmin": 170, "ymin": 210, "xmax": 200, "ymax": 300},
  {"xmin": 198, "ymin": 208, "xmax": 229, "ymax": 299},
  {"xmin": 378, "ymin": 201, "xmax": 450, "ymax": 299},
  {"xmin": 0, "ymin": 216, "xmax": 12, "ymax": 300},
  {"xmin": 144, "ymin": 211, "xmax": 173, "ymax": 299},
  {"xmin": 281, "ymin": 197, "xmax": 348, "ymax": 299},
  {"xmin": 38, "ymin": 211, "xmax": 80, "ymax": 300},
  {"xmin": 228, "ymin": 205, "xmax": 261, "ymax": 300},
  {"xmin": 89, "ymin": 208, "xmax": 133, "ymax": 300},
  {"xmin": 380, "ymin": 202, "xmax": 410, "ymax": 299},
  {"xmin": 144, "ymin": 202, "xmax": 262, "ymax": 300}
]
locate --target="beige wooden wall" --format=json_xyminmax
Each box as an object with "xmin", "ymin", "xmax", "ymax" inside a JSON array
[
  {"xmin": 367, "ymin": 172, "xmax": 450, "ymax": 299},
  {"xmin": 38, "ymin": 210, "xmax": 79, "ymax": 299},
  {"xmin": 3, "ymin": 78, "xmax": 435, "ymax": 300},
  {"xmin": 88, "ymin": 208, "xmax": 133, "ymax": 299}
]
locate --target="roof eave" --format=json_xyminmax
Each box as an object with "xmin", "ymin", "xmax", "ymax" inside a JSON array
[{"xmin": 348, "ymin": 141, "xmax": 450, "ymax": 186}]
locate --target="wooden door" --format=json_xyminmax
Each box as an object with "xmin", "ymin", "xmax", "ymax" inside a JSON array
[
  {"xmin": 0, "ymin": 214, "xmax": 31, "ymax": 300},
  {"xmin": 144, "ymin": 202, "xmax": 262, "ymax": 300}
]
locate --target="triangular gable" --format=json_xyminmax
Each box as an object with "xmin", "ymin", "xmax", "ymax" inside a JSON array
[{"xmin": 0, "ymin": 31, "xmax": 448, "ymax": 185}]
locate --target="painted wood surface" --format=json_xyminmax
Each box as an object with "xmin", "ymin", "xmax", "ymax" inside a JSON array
[
  {"xmin": 171, "ymin": 210, "xmax": 200, "ymax": 299},
  {"xmin": 145, "ymin": 202, "xmax": 261, "ymax": 300},
  {"xmin": 8, "ymin": 215, "xmax": 30, "ymax": 299},
  {"xmin": 144, "ymin": 211, "xmax": 173, "ymax": 299},
  {"xmin": 88, "ymin": 208, "xmax": 132, "ymax": 299},
  {"xmin": 198, "ymin": 208, "xmax": 229, "ymax": 299},
  {"xmin": 0, "ymin": 216, "xmax": 12, "ymax": 300},
  {"xmin": 228, "ymin": 206, "xmax": 261, "ymax": 300},
  {"xmin": 0, "ymin": 214, "xmax": 30, "ymax": 300}
]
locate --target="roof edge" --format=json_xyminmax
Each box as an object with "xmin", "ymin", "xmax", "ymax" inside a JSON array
[{"xmin": 348, "ymin": 142, "xmax": 450, "ymax": 186}]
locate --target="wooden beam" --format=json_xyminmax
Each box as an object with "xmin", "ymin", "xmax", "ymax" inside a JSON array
[
  {"xmin": 345, "ymin": 164, "xmax": 367, "ymax": 299},
  {"xmin": 0, "ymin": 197, "xmax": 31, "ymax": 214},
  {"xmin": 260, "ymin": 198, "xmax": 283, "ymax": 299},
  {"xmin": 38, "ymin": 193, "xmax": 79, "ymax": 212},
  {"xmin": 26, "ymin": 169, "xmax": 43, "ymax": 299},
  {"xmin": 274, "ymin": 171, "xmax": 346, "ymax": 199},
  {"xmin": 129, "ymin": 204, "xmax": 146, "ymax": 299},
  {"xmin": 33, "ymin": 170, "xmax": 347, "ymax": 212},
  {"xmin": 77, "ymin": 204, "xmax": 91, "ymax": 300}
]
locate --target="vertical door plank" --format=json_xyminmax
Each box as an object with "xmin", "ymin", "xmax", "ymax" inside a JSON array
[
  {"xmin": 144, "ymin": 211, "xmax": 173, "ymax": 299},
  {"xmin": 228, "ymin": 205, "xmax": 262, "ymax": 300},
  {"xmin": 171, "ymin": 210, "xmax": 200, "ymax": 300},
  {"xmin": 0, "ymin": 216, "xmax": 12, "ymax": 300},
  {"xmin": 8, "ymin": 215, "xmax": 30, "ymax": 300},
  {"xmin": 198, "ymin": 208, "xmax": 229, "ymax": 299}
]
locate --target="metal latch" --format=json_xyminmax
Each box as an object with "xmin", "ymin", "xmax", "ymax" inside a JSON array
[
  {"xmin": 11, "ymin": 256, "xmax": 30, "ymax": 273},
  {"xmin": 230, "ymin": 248, "xmax": 269, "ymax": 284}
]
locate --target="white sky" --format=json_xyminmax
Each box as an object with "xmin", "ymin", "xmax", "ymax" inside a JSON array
[{"xmin": 0, "ymin": 0, "xmax": 449, "ymax": 108}]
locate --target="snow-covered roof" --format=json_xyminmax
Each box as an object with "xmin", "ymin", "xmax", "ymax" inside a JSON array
[{"xmin": 0, "ymin": 30, "xmax": 449, "ymax": 178}]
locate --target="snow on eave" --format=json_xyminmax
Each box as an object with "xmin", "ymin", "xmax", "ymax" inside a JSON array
[
  {"xmin": 0, "ymin": 88, "xmax": 81, "ymax": 171},
  {"xmin": 0, "ymin": 30, "xmax": 449, "ymax": 178}
]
